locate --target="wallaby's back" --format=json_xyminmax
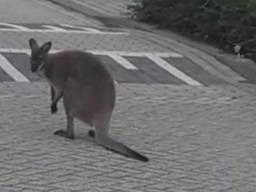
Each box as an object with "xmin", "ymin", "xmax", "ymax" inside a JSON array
[{"xmin": 47, "ymin": 50, "xmax": 114, "ymax": 86}]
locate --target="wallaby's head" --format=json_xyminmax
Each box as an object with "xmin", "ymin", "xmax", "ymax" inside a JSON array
[{"xmin": 29, "ymin": 38, "xmax": 52, "ymax": 73}]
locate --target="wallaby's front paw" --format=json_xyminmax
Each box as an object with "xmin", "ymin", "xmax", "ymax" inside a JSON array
[
  {"xmin": 88, "ymin": 130, "xmax": 95, "ymax": 138},
  {"xmin": 51, "ymin": 104, "xmax": 57, "ymax": 114},
  {"xmin": 54, "ymin": 129, "xmax": 74, "ymax": 139}
]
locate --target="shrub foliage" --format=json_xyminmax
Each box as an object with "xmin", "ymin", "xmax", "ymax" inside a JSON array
[{"xmin": 128, "ymin": 0, "xmax": 256, "ymax": 60}]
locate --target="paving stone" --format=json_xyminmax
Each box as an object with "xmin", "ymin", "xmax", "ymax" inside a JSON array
[{"xmin": 0, "ymin": 83, "xmax": 255, "ymax": 191}]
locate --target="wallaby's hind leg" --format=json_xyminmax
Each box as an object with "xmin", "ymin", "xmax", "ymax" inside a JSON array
[
  {"xmin": 54, "ymin": 95, "xmax": 75, "ymax": 139},
  {"xmin": 54, "ymin": 114, "xmax": 74, "ymax": 139},
  {"xmin": 93, "ymin": 111, "xmax": 149, "ymax": 162}
]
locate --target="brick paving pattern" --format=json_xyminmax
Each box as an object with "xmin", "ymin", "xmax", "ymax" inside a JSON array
[{"xmin": 0, "ymin": 83, "xmax": 256, "ymax": 191}]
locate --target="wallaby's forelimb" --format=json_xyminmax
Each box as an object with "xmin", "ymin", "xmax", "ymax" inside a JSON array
[
  {"xmin": 50, "ymin": 86, "xmax": 63, "ymax": 114},
  {"xmin": 51, "ymin": 86, "xmax": 55, "ymax": 102},
  {"xmin": 88, "ymin": 130, "xmax": 95, "ymax": 138}
]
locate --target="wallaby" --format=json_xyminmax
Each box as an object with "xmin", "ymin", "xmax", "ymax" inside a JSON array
[{"xmin": 28, "ymin": 38, "xmax": 148, "ymax": 162}]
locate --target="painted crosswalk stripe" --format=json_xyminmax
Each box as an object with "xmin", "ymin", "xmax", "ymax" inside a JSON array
[
  {"xmin": 0, "ymin": 23, "xmax": 129, "ymax": 35},
  {"xmin": 0, "ymin": 28, "xmax": 129, "ymax": 35},
  {"xmin": 0, "ymin": 22, "xmax": 30, "ymax": 31},
  {"xmin": 89, "ymin": 50, "xmax": 184, "ymax": 58},
  {"xmin": 107, "ymin": 54, "xmax": 138, "ymax": 70},
  {"xmin": 0, "ymin": 54, "xmax": 29, "ymax": 82},
  {"xmin": 60, "ymin": 24, "xmax": 102, "ymax": 33},
  {"xmin": 146, "ymin": 54, "xmax": 202, "ymax": 86},
  {"xmin": 15, "ymin": 29, "xmax": 126, "ymax": 35},
  {"xmin": 0, "ymin": 49, "xmax": 184, "ymax": 58},
  {"xmin": 42, "ymin": 25, "xmax": 67, "ymax": 32}
]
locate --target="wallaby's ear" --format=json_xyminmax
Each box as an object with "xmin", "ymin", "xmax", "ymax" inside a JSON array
[
  {"xmin": 41, "ymin": 41, "xmax": 52, "ymax": 53},
  {"xmin": 29, "ymin": 38, "xmax": 39, "ymax": 51}
]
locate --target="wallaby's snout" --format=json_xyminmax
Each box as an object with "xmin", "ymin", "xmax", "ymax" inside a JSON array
[
  {"xmin": 28, "ymin": 38, "xmax": 52, "ymax": 73},
  {"xmin": 30, "ymin": 61, "xmax": 38, "ymax": 72}
]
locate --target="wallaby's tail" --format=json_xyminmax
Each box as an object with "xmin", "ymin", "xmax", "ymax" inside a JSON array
[{"xmin": 96, "ymin": 133, "xmax": 149, "ymax": 162}]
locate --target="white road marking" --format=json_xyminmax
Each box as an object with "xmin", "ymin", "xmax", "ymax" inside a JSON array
[
  {"xmin": 42, "ymin": 25, "xmax": 67, "ymax": 32},
  {"xmin": 107, "ymin": 54, "xmax": 138, "ymax": 70},
  {"xmin": 0, "ymin": 48, "xmax": 198, "ymax": 84},
  {"xmin": 0, "ymin": 22, "xmax": 29, "ymax": 31},
  {"xmin": 0, "ymin": 28, "xmax": 129, "ymax": 35},
  {"xmin": 0, "ymin": 54, "xmax": 29, "ymax": 82},
  {"xmin": 60, "ymin": 24, "xmax": 102, "ymax": 33},
  {"xmin": 0, "ymin": 49, "xmax": 31, "ymax": 54},
  {"xmin": 0, "ymin": 22, "xmax": 129, "ymax": 35},
  {"xmin": 88, "ymin": 50, "xmax": 184, "ymax": 58},
  {"xmin": 146, "ymin": 54, "xmax": 202, "ymax": 86},
  {"xmin": 0, "ymin": 49, "xmax": 183, "ymax": 58}
]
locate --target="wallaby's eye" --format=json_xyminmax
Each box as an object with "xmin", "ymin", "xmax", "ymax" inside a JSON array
[{"xmin": 37, "ymin": 56, "xmax": 43, "ymax": 60}]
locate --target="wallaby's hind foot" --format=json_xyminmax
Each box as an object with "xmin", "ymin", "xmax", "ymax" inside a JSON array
[
  {"xmin": 97, "ymin": 136, "xmax": 149, "ymax": 162},
  {"xmin": 88, "ymin": 130, "xmax": 95, "ymax": 138},
  {"xmin": 93, "ymin": 112, "xmax": 149, "ymax": 162},
  {"xmin": 54, "ymin": 129, "xmax": 74, "ymax": 139},
  {"xmin": 90, "ymin": 130, "xmax": 148, "ymax": 162},
  {"xmin": 104, "ymin": 144, "xmax": 149, "ymax": 162}
]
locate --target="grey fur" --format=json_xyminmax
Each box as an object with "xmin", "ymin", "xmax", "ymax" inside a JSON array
[{"xmin": 29, "ymin": 38, "xmax": 148, "ymax": 162}]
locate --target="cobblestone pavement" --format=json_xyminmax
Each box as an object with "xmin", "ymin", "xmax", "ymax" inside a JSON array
[{"xmin": 1, "ymin": 83, "xmax": 256, "ymax": 191}]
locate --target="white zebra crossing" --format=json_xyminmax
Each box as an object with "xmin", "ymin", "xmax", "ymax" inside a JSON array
[
  {"xmin": 0, "ymin": 54, "xmax": 29, "ymax": 82},
  {"xmin": 0, "ymin": 22, "xmax": 129, "ymax": 35},
  {"xmin": 107, "ymin": 54, "xmax": 138, "ymax": 70},
  {"xmin": 0, "ymin": 22, "xmax": 30, "ymax": 31},
  {"xmin": 0, "ymin": 48, "xmax": 204, "ymax": 85},
  {"xmin": 146, "ymin": 54, "xmax": 202, "ymax": 86},
  {"xmin": 41, "ymin": 25, "xmax": 67, "ymax": 32},
  {"xmin": 60, "ymin": 24, "xmax": 103, "ymax": 33}
]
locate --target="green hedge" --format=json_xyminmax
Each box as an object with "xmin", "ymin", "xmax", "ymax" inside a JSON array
[{"xmin": 128, "ymin": 0, "xmax": 256, "ymax": 60}]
